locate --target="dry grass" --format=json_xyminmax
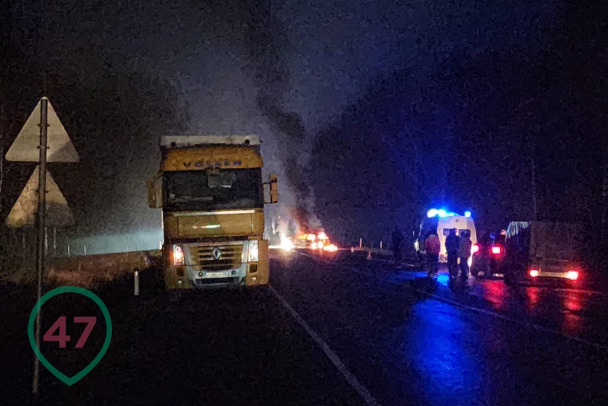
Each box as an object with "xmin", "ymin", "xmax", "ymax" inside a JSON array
[
  {"xmin": 0, "ymin": 257, "xmax": 37, "ymax": 284},
  {"xmin": 45, "ymin": 250, "xmax": 159, "ymax": 288}
]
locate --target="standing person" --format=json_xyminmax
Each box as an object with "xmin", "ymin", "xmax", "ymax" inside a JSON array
[
  {"xmin": 445, "ymin": 228, "xmax": 460, "ymax": 280},
  {"xmin": 424, "ymin": 229, "xmax": 441, "ymax": 277},
  {"xmin": 392, "ymin": 226, "xmax": 404, "ymax": 267},
  {"xmin": 459, "ymin": 231, "xmax": 472, "ymax": 284}
]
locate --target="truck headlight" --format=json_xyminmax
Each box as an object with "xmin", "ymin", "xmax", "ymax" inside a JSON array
[
  {"xmin": 172, "ymin": 244, "xmax": 184, "ymax": 266},
  {"xmin": 248, "ymin": 240, "xmax": 259, "ymax": 262}
]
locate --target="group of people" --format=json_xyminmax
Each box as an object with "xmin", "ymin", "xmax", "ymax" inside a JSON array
[
  {"xmin": 445, "ymin": 228, "xmax": 472, "ymax": 281},
  {"xmin": 390, "ymin": 226, "xmax": 473, "ymax": 283},
  {"xmin": 421, "ymin": 228, "xmax": 472, "ymax": 282}
]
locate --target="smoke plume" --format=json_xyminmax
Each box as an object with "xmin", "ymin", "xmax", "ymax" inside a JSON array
[{"xmin": 240, "ymin": 1, "xmax": 321, "ymax": 235}]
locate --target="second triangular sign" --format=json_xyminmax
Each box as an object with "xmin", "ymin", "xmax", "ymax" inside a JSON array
[{"xmin": 5, "ymin": 166, "xmax": 75, "ymax": 228}]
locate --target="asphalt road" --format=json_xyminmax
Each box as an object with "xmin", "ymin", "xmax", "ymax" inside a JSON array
[
  {"xmin": 269, "ymin": 249, "xmax": 608, "ymax": 406},
  {"xmin": 2, "ymin": 250, "xmax": 608, "ymax": 405}
]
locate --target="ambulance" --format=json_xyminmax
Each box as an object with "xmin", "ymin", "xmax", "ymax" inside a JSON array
[{"xmin": 415, "ymin": 209, "xmax": 478, "ymax": 265}]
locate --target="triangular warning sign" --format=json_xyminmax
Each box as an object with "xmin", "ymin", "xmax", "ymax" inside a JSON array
[
  {"xmin": 5, "ymin": 166, "xmax": 75, "ymax": 228},
  {"xmin": 6, "ymin": 97, "xmax": 79, "ymax": 162}
]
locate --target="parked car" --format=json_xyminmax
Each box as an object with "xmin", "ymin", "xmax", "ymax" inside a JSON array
[{"xmin": 471, "ymin": 231, "xmax": 506, "ymax": 278}]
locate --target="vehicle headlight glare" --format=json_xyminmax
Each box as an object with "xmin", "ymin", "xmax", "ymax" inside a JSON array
[
  {"xmin": 248, "ymin": 240, "xmax": 259, "ymax": 262},
  {"xmin": 173, "ymin": 244, "xmax": 184, "ymax": 266}
]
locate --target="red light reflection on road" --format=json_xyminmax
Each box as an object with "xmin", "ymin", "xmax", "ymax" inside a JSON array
[
  {"xmin": 563, "ymin": 313, "xmax": 582, "ymax": 334},
  {"xmin": 562, "ymin": 291, "xmax": 586, "ymax": 334},
  {"xmin": 563, "ymin": 292, "xmax": 584, "ymax": 312},
  {"xmin": 482, "ymin": 281, "xmax": 507, "ymax": 310},
  {"xmin": 526, "ymin": 287, "xmax": 540, "ymax": 311}
]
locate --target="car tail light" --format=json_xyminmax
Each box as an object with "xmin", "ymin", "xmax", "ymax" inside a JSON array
[
  {"xmin": 172, "ymin": 244, "xmax": 184, "ymax": 266},
  {"xmin": 491, "ymin": 245, "xmax": 502, "ymax": 255},
  {"xmin": 472, "ymin": 244, "xmax": 480, "ymax": 254},
  {"xmin": 529, "ymin": 269, "xmax": 539, "ymax": 277},
  {"xmin": 566, "ymin": 270, "xmax": 580, "ymax": 281}
]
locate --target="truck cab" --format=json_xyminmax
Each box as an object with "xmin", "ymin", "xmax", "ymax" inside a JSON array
[{"xmin": 147, "ymin": 135, "xmax": 278, "ymax": 289}]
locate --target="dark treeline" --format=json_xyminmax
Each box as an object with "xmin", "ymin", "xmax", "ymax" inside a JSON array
[{"xmin": 311, "ymin": 0, "xmax": 607, "ymax": 267}]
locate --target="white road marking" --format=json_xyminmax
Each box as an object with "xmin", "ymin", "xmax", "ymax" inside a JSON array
[
  {"xmin": 269, "ymin": 284, "xmax": 381, "ymax": 406},
  {"xmin": 302, "ymin": 253, "xmax": 608, "ymax": 352}
]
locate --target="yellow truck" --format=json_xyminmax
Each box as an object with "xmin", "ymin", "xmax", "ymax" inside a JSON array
[{"xmin": 147, "ymin": 135, "xmax": 278, "ymax": 289}]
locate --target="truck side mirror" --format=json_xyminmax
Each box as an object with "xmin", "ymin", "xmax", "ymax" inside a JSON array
[
  {"xmin": 267, "ymin": 173, "xmax": 278, "ymax": 204},
  {"xmin": 147, "ymin": 177, "xmax": 163, "ymax": 208}
]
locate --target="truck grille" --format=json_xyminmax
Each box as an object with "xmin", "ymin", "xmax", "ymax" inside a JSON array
[{"xmin": 189, "ymin": 243, "xmax": 243, "ymax": 271}]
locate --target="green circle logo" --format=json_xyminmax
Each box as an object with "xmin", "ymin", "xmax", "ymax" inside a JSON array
[{"xmin": 27, "ymin": 286, "xmax": 112, "ymax": 386}]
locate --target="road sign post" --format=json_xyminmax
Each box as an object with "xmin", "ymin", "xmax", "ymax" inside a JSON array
[
  {"xmin": 32, "ymin": 97, "xmax": 48, "ymax": 395},
  {"xmin": 5, "ymin": 96, "xmax": 79, "ymax": 395}
]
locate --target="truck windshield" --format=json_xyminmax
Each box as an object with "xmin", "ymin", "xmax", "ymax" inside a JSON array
[{"xmin": 164, "ymin": 169, "xmax": 263, "ymax": 211}]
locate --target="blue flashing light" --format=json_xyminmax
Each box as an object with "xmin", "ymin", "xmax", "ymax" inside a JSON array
[
  {"xmin": 437, "ymin": 274, "xmax": 450, "ymax": 285},
  {"xmin": 428, "ymin": 207, "xmax": 471, "ymax": 218}
]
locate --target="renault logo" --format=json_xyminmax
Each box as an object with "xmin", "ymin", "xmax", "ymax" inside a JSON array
[{"xmin": 211, "ymin": 247, "xmax": 222, "ymax": 260}]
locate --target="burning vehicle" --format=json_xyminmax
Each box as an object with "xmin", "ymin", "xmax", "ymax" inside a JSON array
[
  {"xmin": 268, "ymin": 208, "xmax": 338, "ymax": 252},
  {"xmin": 292, "ymin": 230, "xmax": 338, "ymax": 252}
]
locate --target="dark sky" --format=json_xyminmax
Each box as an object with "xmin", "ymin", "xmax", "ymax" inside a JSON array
[{"xmin": 1, "ymin": 0, "xmax": 606, "ymax": 248}]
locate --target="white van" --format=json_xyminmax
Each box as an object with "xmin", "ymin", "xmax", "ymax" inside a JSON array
[{"xmin": 416, "ymin": 215, "xmax": 477, "ymax": 264}]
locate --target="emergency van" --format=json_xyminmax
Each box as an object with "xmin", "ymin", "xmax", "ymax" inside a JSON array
[{"xmin": 415, "ymin": 210, "xmax": 478, "ymax": 265}]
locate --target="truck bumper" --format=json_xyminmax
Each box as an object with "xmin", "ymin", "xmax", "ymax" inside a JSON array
[{"xmin": 164, "ymin": 240, "xmax": 269, "ymax": 289}]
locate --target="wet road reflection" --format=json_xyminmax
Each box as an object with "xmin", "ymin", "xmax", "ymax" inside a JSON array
[
  {"xmin": 480, "ymin": 280, "xmax": 507, "ymax": 310},
  {"xmin": 561, "ymin": 291, "xmax": 587, "ymax": 334},
  {"xmin": 458, "ymin": 277, "xmax": 608, "ymax": 346},
  {"xmin": 270, "ymin": 252, "xmax": 608, "ymax": 405},
  {"xmin": 526, "ymin": 286, "xmax": 541, "ymax": 310},
  {"xmin": 391, "ymin": 267, "xmax": 608, "ymax": 348},
  {"xmin": 408, "ymin": 301, "xmax": 481, "ymax": 402}
]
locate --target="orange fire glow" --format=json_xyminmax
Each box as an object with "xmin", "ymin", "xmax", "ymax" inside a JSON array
[{"xmin": 291, "ymin": 230, "xmax": 338, "ymax": 252}]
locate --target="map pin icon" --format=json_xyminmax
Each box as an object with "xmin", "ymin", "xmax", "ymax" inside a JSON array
[{"xmin": 28, "ymin": 286, "xmax": 112, "ymax": 386}]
